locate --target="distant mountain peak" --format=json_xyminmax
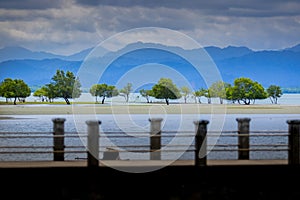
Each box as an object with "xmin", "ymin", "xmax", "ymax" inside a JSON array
[
  {"xmin": 0, "ymin": 46, "xmax": 103, "ymax": 62},
  {"xmin": 0, "ymin": 46, "xmax": 64, "ymax": 62},
  {"xmin": 223, "ymin": 45, "xmax": 252, "ymax": 50},
  {"xmin": 285, "ymin": 43, "xmax": 300, "ymax": 52},
  {"xmin": 204, "ymin": 45, "xmax": 253, "ymax": 60}
]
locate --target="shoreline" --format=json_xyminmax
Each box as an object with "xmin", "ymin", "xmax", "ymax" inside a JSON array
[{"xmin": 1, "ymin": 103, "xmax": 300, "ymax": 115}]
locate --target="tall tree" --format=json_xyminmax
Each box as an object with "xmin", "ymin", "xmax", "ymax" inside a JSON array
[
  {"xmin": 50, "ymin": 70, "xmax": 82, "ymax": 105},
  {"xmin": 0, "ymin": 78, "xmax": 31, "ymax": 105},
  {"xmin": 267, "ymin": 85, "xmax": 282, "ymax": 104},
  {"xmin": 89, "ymin": 83, "xmax": 118, "ymax": 104},
  {"xmin": 151, "ymin": 78, "xmax": 181, "ymax": 105},
  {"xmin": 119, "ymin": 83, "xmax": 133, "ymax": 103}
]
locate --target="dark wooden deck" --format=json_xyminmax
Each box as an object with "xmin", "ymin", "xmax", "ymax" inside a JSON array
[
  {"xmin": 0, "ymin": 160, "xmax": 299, "ymax": 200},
  {"xmin": 0, "ymin": 159, "xmax": 288, "ymax": 168}
]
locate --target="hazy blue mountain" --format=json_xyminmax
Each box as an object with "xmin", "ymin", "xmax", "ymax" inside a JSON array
[
  {"xmin": 204, "ymin": 46, "xmax": 253, "ymax": 60},
  {"xmin": 65, "ymin": 47, "xmax": 94, "ymax": 61},
  {"xmin": 0, "ymin": 42, "xmax": 300, "ymax": 89},
  {"xmin": 0, "ymin": 46, "xmax": 65, "ymax": 62},
  {"xmin": 65, "ymin": 46, "xmax": 110, "ymax": 61},
  {"xmin": 0, "ymin": 59, "xmax": 81, "ymax": 86},
  {"xmin": 0, "ymin": 46, "xmax": 107, "ymax": 62},
  {"xmin": 216, "ymin": 50, "xmax": 300, "ymax": 88}
]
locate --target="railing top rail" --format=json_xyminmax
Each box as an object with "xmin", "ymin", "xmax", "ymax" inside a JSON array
[{"xmin": 0, "ymin": 130, "xmax": 289, "ymax": 135}]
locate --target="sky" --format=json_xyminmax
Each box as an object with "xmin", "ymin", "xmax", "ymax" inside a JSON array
[{"xmin": 0, "ymin": 0, "xmax": 300, "ymax": 55}]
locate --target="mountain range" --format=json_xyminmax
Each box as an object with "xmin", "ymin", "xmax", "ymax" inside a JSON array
[{"xmin": 0, "ymin": 43, "xmax": 300, "ymax": 90}]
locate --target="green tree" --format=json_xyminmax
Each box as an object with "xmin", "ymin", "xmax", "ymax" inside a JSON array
[
  {"xmin": 89, "ymin": 83, "xmax": 118, "ymax": 104},
  {"xmin": 33, "ymin": 84, "xmax": 56, "ymax": 103},
  {"xmin": 50, "ymin": 70, "xmax": 82, "ymax": 104},
  {"xmin": 0, "ymin": 78, "xmax": 31, "ymax": 105},
  {"xmin": 267, "ymin": 85, "xmax": 282, "ymax": 104},
  {"xmin": 193, "ymin": 88, "xmax": 206, "ymax": 104},
  {"xmin": 0, "ymin": 78, "xmax": 13, "ymax": 103},
  {"xmin": 230, "ymin": 77, "xmax": 267, "ymax": 105},
  {"xmin": 225, "ymin": 84, "xmax": 235, "ymax": 103},
  {"xmin": 151, "ymin": 78, "xmax": 181, "ymax": 105},
  {"xmin": 33, "ymin": 87, "xmax": 48, "ymax": 102},
  {"xmin": 204, "ymin": 89, "xmax": 212, "ymax": 104},
  {"xmin": 139, "ymin": 89, "xmax": 152, "ymax": 103},
  {"xmin": 44, "ymin": 84, "xmax": 57, "ymax": 103},
  {"xmin": 252, "ymin": 82, "xmax": 268, "ymax": 104},
  {"xmin": 181, "ymin": 86, "xmax": 191, "ymax": 103},
  {"xmin": 209, "ymin": 81, "xmax": 228, "ymax": 104},
  {"xmin": 119, "ymin": 83, "xmax": 132, "ymax": 103}
]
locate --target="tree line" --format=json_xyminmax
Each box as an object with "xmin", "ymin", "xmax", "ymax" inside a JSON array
[
  {"xmin": 138, "ymin": 77, "xmax": 282, "ymax": 105},
  {"xmin": 0, "ymin": 70, "xmax": 81, "ymax": 105},
  {"xmin": 0, "ymin": 69, "xmax": 282, "ymax": 105}
]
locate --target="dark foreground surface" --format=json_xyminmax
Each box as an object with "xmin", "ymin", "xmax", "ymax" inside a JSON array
[{"xmin": 1, "ymin": 165, "xmax": 300, "ymax": 200}]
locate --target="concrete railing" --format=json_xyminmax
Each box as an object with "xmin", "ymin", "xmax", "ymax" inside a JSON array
[{"xmin": 50, "ymin": 117, "xmax": 300, "ymax": 167}]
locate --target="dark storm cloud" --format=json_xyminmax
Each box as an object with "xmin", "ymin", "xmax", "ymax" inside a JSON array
[
  {"xmin": 0, "ymin": 0, "xmax": 64, "ymax": 10},
  {"xmin": 0, "ymin": 10, "xmax": 52, "ymax": 22},
  {"xmin": 0, "ymin": 0, "xmax": 300, "ymax": 54},
  {"xmin": 75, "ymin": 0, "xmax": 300, "ymax": 17},
  {"xmin": 93, "ymin": 7, "xmax": 197, "ymax": 32}
]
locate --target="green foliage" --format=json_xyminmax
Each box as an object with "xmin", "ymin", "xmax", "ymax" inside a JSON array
[
  {"xmin": 151, "ymin": 78, "xmax": 181, "ymax": 105},
  {"xmin": 204, "ymin": 89, "xmax": 212, "ymax": 104},
  {"xmin": 0, "ymin": 78, "xmax": 31, "ymax": 105},
  {"xmin": 228, "ymin": 77, "xmax": 267, "ymax": 104},
  {"xmin": 225, "ymin": 84, "xmax": 233, "ymax": 102},
  {"xmin": 139, "ymin": 89, "xmax": 153, "ymax": 103},
  {"xmin": 33, "ymin": 87, "xmax": 48, "ymax": 102},
  {"xmin": 209, "ymin": 81, "xmax": 229, "ymax": 104},
  {"xmin": 33, "ymin": 87, "xmax": 47, "ymax": 98},
  {"xmin": 33, "ymin": 85, "xmax": 57, "ymax": 103},
  {"xmin": 267, "ymin": 85, "xmax": 282, "ymax": 104},
  {"xmin": 89, "ymin": 83, "xmax": 118, "ymax": 104},
  {"xmin": 50, "ymin": 70, "xmax": 82, "ymax": 104},
  {"xmin": 44, "ymin": 84, "xmax": 57, "ymax": 102},
  {"xmin": 193, "ymin": 88, "xmax": 206, "ymax": 103},
  {"xmin": 181, "ymin": 86, "xmax": 191, "ymax": 103}
]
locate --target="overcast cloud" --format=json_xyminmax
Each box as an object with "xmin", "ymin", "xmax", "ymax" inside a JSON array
[{"xmin": 0, "ymin": 0, "xmax": 299, "ymax": 55}]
